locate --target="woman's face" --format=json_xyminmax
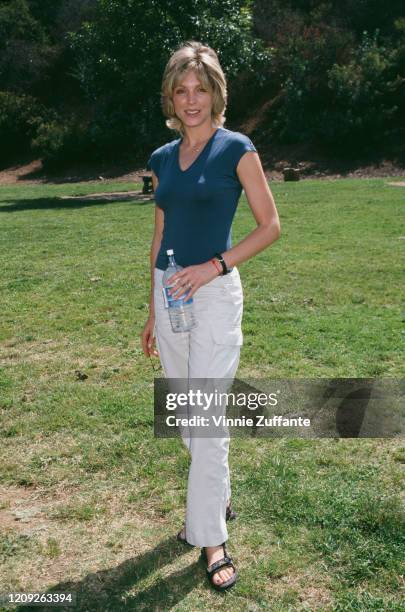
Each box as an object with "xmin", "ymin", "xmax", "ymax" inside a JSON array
[{"xmin": 172, "ymin": 70, "xmax": 213, "ymax": 130}]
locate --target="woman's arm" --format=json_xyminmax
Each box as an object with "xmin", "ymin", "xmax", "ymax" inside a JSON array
[
  {"xmin": 221, "ymin": 151, "xmax": 281, "ymax": 270},
  {"xmin": 149, "ymin": 171, "xmax": 164, "ymax": 318}
]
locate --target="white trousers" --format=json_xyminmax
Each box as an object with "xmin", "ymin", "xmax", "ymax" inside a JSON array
[{"xmin": 153, "ymin": 266, "xmax": 243, "ymax": 547}]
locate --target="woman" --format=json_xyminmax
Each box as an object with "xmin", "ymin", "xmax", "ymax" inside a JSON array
[{"xmin": 141, "ymin": 40, "xmax": 281, "ymax": 591}]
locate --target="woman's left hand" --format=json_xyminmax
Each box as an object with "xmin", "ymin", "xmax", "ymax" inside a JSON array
[{"xmin": 167, "ymin": 261, "xmax": 220, "ymax": 301}]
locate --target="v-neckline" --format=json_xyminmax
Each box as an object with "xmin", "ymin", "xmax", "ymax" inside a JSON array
[{"xmin": 176, "ymin": 128, "xmax": 220, "ymax": 173}]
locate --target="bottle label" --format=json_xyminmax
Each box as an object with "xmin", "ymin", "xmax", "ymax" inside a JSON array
[{"xmin": 162, "ymin": 287, "xmax": 193, "ymax": 309}]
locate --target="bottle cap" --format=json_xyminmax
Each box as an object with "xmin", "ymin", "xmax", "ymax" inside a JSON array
[{"xmin": 166, "ymin": 249, "xmax": 174, "ymax": 256}]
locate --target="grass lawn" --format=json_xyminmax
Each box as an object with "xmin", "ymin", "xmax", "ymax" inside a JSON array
[{"xmin": 0, "ymin": 177, "xmax": 404, "ymax": 611}]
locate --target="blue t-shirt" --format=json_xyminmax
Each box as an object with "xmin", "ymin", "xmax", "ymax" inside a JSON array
[{"xmin": 147, "ymin": 126, "xmax": 257, "ymax": 271}]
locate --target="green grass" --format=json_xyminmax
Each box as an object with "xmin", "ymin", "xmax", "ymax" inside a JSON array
[{"xmin": 0, "ymin": 177, "xmax": 404, "ymax": 610}]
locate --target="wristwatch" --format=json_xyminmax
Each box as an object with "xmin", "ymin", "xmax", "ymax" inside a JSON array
[{"xmin": 213, "ymin": 253, "xmax": 230, "ymax": 275}]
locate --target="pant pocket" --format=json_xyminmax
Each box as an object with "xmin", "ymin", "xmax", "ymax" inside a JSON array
[{"xmin": 209, "ymin": 318, "xmax": 243, "ymax": 346}]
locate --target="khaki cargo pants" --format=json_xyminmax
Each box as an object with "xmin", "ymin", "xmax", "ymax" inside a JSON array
[{"xmin": 153, "ymin": 266, "xmax": 243, "ymax": 547}]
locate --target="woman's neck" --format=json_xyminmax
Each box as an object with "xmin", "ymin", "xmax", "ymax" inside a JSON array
[{"xmin": 181, "ymin": 124, "xmax": 217, "ymax": 149}]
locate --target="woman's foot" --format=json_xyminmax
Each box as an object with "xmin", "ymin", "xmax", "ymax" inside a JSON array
[{"xmin": 205, "ymin": 544, "xmax": 236, "ymax": 587}]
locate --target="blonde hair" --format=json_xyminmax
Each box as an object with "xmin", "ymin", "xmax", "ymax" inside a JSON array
[{"xmin": 161, "ymin": 41, "xmax": 227, "ymax": 136}]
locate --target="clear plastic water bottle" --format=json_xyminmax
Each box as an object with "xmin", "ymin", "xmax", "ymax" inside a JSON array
[{"xmin": 162, "ymin": 249, "xmax": 197, "ymax": 333}]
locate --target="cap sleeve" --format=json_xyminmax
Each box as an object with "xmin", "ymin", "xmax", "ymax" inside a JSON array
[
  {"xmin": 147, "ymin": 149, "xmax": 162, "ymax": 179},
  {"xmin": 229, "ymin": 133, "xmax": 257, "ymax": 171}
]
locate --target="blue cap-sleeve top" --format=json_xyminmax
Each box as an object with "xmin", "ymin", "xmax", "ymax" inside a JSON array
[{"xmin": 147, "ymin": 127, "xmax": 257, "ymax": 271}]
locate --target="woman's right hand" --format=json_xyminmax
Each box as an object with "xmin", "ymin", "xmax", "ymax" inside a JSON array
[{"xmin": 141, "ymin": 316, "xmax": 159, "ymax": 358}]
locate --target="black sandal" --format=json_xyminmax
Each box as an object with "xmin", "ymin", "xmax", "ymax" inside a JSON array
[
  {"xmin": 202, "ymin": 542, "xmax": 237, "ymax": 591},
  {"xmin": 176, "ymin": 527, "xmax": 194, "ymax": 547},
  {"xmin": 226, "ymin": 504, "xmax": 237, "ymax": 521},
  {"xmin": 176, "ymin": 503, "xmax": 237, "ymax": 547}
]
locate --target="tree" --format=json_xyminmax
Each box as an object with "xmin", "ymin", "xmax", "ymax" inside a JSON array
[
  {"xmin": 252, "ymin": 0, "xmax": 405, "ymax": 153},
  {"xmin": 0, "ymin": 0, "xmax": 50, "ymax": 93},
  {"xmin": 68, "ymin": 0, "xmax": 271, "ymax": 158}
]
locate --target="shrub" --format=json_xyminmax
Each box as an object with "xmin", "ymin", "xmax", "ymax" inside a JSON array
[
  {"xmin": 269, "ymin": 27, "xmax": 403, "ymax": 154},
  {"xmin": 31, "ymin": 117, "xmax": 93, "ymax": 169},
  {"xmin": 320, "ymin": 30, "xmax": 402, "ymax": 152},
  {"xmin": 0, "ymin": 91, "xmax": 49, "ymax": 162},
  {"xmin": 269, "ymin": 22, "xmax": 355, "ymax": 145}
]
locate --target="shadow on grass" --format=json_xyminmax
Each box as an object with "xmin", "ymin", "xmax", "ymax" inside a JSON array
[
  {"xmin": 0, "ymin": 196, "xmax": 154, "ymax": 213},
  {"xmin": 16, "ymin": 537, "xmax": 206, "ymax": 611}
]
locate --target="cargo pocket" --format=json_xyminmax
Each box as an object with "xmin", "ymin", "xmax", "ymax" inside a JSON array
[
  {"xmin": 209, "ymin": 318, "xmax": 243, "ymax": 346},
  {"xmin": 219, "ymin": 281, "xmax": 243, "ymax": 306},
  {"xmin": 204, "ymin": 277, "xmax": 244, "ymax": 346}
]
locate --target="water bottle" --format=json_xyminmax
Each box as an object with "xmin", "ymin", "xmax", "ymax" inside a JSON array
[{"xmin": 162, "ymin": 249, "xmax": 197, "ymax": 332}]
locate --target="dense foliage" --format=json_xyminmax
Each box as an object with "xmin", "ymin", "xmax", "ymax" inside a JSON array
[
  {"xmin": 67, "ymin": 0, "xmax": 270, "ymax": 160},
  {"xmin": 0, "ymin": 0, "xmax": 403, "ymax": 167},
  {"xmin": 253, "ymin": 0, "xmax": 405, "ymax": 155}
]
